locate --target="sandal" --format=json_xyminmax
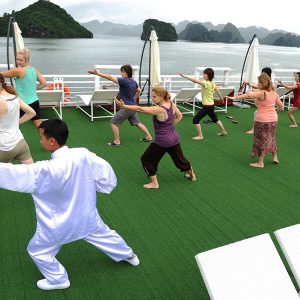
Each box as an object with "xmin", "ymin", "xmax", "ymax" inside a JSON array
[{"xmin": 107, "ymin": 141, "xmax": 121, "ymax": 146}]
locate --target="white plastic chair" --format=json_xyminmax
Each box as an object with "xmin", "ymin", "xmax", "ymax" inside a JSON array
[
  {"xmin": 195, "ymin": 234, "xmax": 299, "ymax": 300},
  {"xmin": 214, "ymin": 86, "xmax": 235, "ymax": 113},
  {"xmin": 37, "ymin": 91, "xmax": 64, "ymax": 120},
  {"xmin": 171, "ymin": 88, "xmax": 201, "ymax": 115},
  {"xmin": 76, "ymin": 89, "xmax": 118, "ymax": 121},
  {"xmin": 276, "ymin": 87, "xmax": 293, "ymax": 111}
]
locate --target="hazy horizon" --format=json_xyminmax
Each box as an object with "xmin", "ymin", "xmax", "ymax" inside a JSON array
[{"xmin": 0, "ymin": 0, "xmax": 299, "ymax": 35}]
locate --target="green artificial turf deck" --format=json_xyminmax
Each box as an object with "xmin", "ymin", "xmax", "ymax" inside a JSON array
[{"xmin": 0, "ymin": 105, "xmax": 299, "ymax": 299}]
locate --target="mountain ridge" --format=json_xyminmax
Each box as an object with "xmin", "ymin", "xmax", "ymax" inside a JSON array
[{"xmin": 81, "ymin": 19, "xmax": 299, "ymax": 46}]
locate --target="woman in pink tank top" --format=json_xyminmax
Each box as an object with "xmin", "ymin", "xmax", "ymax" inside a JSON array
[
  {"xmin": 227, "ymin": 74, "xmax": 284, "ymax": 168},
  {"xmin": 277, "ymin": 72, "xmax": 300, "ymax": 128}
]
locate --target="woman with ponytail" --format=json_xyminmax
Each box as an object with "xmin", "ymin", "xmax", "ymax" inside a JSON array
[
  {"xmin": 0, "ymin": 74, "xmax": 36, "ymax": 163},
  {"xmin": 116, "ymin": 86, "xmax": 196, "ymax": 189},
  {"xmin": 2, "ymin": 48, "xmax": 47, "ymax": 128}
]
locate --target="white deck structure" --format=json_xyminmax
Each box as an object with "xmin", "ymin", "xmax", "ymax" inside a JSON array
[
  {"xmin": 1, "ymin": 64, "xmax": 299, "ymax": 119},
  {"xmin": 195, "ymin": 234, "xmax": 299, "ymax": 300}
]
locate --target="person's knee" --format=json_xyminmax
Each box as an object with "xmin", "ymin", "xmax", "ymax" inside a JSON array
[
  {"xmin": 27, "ymin": 242, "xmax": 36, "ymax": 259},
  {"xmin": 192, "ymin": 117, "xmax": 199, "ymax": 124},
  {"xmin": 141, "ymin": 154, "xmax": 147, "ymax": 164},
  {"xmin": 110, "ymin": 121, "xmax": 119, "ymax": 127}
]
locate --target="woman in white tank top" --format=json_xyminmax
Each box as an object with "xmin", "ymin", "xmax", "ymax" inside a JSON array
[{"xmin": 0, "ymin": 74, "xmax": 36, "ymax": 164}]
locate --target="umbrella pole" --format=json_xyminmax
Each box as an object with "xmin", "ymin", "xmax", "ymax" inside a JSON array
[
  {"xmin": 139, "ymin": 25, "xmax": 154, "ymax": 106},
  {"xmin": 148, "ymin": 39, "xmax": 151, "ymax": 106},
  {"xmin": 139, "ymin": 40, "xmax": 148, "ymax": 88},
  {"xmin": 6, "ymin": 17, "xmax": 17, "ymax": 86},
  {"xmin": 239, "ymin": 34, "xmax": 257, "ymax": 90}
]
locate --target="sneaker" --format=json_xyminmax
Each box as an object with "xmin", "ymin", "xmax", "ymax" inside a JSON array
[
  {"xmin": 123, "ymin": 254, "xmax": 140, "ymax": 266},
  {"xmin": 37, "ymin": 279, "xmax": 70, "ymax": 290}
]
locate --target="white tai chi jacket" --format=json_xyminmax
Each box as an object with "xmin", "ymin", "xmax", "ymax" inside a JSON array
[{"xmin": 0, "ymin": 146, "xmax": 117, "ymax": 244}]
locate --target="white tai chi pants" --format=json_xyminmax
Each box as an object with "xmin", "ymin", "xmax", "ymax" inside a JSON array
[{"xmin": 27, "ymin": 223, "xmax": 134, "ymax": 284}]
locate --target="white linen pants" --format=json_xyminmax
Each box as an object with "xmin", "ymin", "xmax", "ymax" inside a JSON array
[{"xmin": 27, "ymin": 223, "xmax": 134, "ymax": 284}]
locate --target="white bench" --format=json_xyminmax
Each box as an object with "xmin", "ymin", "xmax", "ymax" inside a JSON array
[
  {"xmin": 76, "ymin": 90, "xmax": 118, "ymax": 121},
  {"xmin": 195, "ymin": 234, "xmax": 299, "ymax": 299},
  {"xmin": 37, "ymin": 90, "xmax": 64, "ymax": 119},
  {"xmin": 275, "ymin": 224, "xmax": 300, "ymax": 288}
]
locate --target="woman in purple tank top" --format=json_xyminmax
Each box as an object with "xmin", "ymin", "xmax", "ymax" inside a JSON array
[{"xmin": 116, "ymin": 86, "xmax": 196, "ymax": 189}]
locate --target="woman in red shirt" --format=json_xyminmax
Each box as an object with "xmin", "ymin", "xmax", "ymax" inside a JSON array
[{"xmin": 277, "ymin": 72, "xmax": 300, "ymax": 128}]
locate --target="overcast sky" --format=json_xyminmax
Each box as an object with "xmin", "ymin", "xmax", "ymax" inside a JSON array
[{"xmin": 0, "ymin": 0, "xmax": 299, "ymax": 35}]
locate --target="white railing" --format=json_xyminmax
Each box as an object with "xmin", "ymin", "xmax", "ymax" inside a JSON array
[{"xmin": 2, "ymin": 65, "xmax": 298, "ymax": 106}]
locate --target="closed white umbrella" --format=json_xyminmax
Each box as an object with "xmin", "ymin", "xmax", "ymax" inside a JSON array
[
  {"xmin": 13, "ymin": 22, "xmax": 24, "ymax": 52},
  {"xmin": 150, "ymin": 30, "xmax": 161, "ymax": 87},
  {"xmin": 245, "ymin": 37, "xmax": 260, "ymax": 86}
]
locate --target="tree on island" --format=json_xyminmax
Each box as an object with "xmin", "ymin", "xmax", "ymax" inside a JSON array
[
  {"xmin": 0, "ymin": 0, "xmax": 92, "ymax": 38},
  {"xmin": 141, "ymin": 19, "xmax": 177, "ymax": 41}
]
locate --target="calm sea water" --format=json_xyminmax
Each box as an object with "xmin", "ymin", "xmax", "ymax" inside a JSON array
[{"xmin": 0, "ymin": 35, "xmax": 299, "ymax": 77}]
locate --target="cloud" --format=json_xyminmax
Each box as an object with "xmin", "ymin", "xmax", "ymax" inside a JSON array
[{"xmin": 0, "ymin": 0, "xmax": 299, "ymax": 34}]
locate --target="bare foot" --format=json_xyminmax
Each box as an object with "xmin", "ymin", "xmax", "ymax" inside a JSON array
[
  {"xmin": 217, "ymin": 131, "xmax": 227, "ymax": 136},
  {"xmin": 192, "ymin": 136, "xmax": 204, "ymax": 140},
  {"xmin": 289, "ymin": 124, "xmax": 298, "ymax": 128},
  {"xmin": 143, "ymin": 182, "xmax": 159, "ymax": 189},
  {"xmin": 250, "ymin": 163, "xmax": 264, "ymax": 168},
  {"xmin": 184, "ymin": 168, "xmax": 197, "ymax": 181},
  {"xmin": 245, "ymin": 130, "xmax": 254, "ymax": 134},
  {"xmin": 272, "ymin": 160, "xmax": 279, "ymax": 164}
]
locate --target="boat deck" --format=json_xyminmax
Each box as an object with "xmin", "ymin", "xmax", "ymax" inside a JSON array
[{"xmin": 1, "ymin": 106, "xmax": 299, "ymax": 299}]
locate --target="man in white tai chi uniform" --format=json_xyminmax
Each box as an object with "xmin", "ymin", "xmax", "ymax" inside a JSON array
[{"xmin": 0, "ymin": 119, "xmax": 139, "ymax": 290}]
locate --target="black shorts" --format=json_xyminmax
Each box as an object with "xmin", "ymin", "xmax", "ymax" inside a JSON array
[{"xmin": 20, "ymin": 100, "xmax": 40, "ymax": 120}]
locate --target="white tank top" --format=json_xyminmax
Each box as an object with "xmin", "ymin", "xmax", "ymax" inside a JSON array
[{"xmin": 0, "ymin": 95, "xmax": 23, "ymax": 151}]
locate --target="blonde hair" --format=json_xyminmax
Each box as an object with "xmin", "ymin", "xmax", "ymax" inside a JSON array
[
  {"xmin": 258, "ymin": 73, "xmax": 274, "ymax": 91},
  {"xmin": 152, "ymin": 85, "xmax": 171, "ymax": 101},
  {"xmin": 17, "ymin": 48, "xmax": 30, "ymax": 63}
]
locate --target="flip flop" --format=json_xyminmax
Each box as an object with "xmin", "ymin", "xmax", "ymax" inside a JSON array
[
  {"xmin": 140, "ymin": 138, "xmax": 152, "ymax": 142},
  {"xmin": 107, "ymin": 141, "xmax": 121, "ymax": 146}
]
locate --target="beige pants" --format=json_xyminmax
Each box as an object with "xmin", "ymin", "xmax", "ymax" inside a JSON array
[{"xmin": 0, "ymin": 139, "xmax": 32, "ymax": 163}]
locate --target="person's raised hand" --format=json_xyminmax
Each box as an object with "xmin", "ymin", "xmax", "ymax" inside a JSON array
[{"xmin": 88, "ymin": 69, "xmax": 99, "ymax": 76}]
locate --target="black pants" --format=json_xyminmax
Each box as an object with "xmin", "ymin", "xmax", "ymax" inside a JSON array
[
  {"xmin": 20, "ymin": 100, "xmax": 40, "ymax": 120},
  {"xmin": 141, "ymin": 143, "xmax": 191, "ymax": 176},
  {"xmin": 193, "ymin": 105, "xmax": 218, "ymax": 124}
]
